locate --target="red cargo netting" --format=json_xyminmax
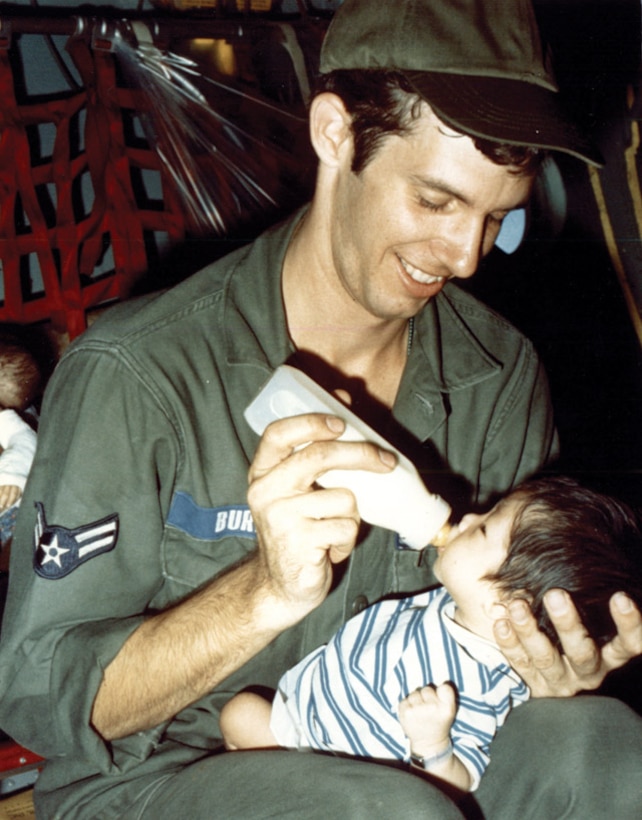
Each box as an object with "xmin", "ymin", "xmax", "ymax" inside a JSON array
[{"xmin": 0, "ymin": 29, "xmax": 186, "ymax": 339}]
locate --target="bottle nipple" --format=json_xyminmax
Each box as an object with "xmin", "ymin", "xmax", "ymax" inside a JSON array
[{"xmin": 430, "ymin": 521, "xmax": 452, "ymax": 548}]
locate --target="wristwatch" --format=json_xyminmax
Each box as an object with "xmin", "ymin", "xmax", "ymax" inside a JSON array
[{"xmin": 409, "ymin": 740, "xmax": 454, "ymax": 770}]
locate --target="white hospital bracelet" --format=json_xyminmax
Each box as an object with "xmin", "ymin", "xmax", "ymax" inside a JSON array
[{"xmin": 409, "ymin": 740, "xmax": 454, "ymax": 771}]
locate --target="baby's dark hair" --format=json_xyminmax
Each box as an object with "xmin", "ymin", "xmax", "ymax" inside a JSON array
[
  {"xmin": 485, "ymin": 476, "xmax": 642, "ymax": 652},
  {"xmin": 0, "ymin": 332, "xmax": 42, "ymax": 410}
]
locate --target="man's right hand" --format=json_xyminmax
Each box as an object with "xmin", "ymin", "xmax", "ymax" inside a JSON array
[
  {"xmin": 247, "ymin": 413, "xmax": 396, "ymax": 624},
  {"xmin": 94, "ymin": 413, "xmax": 396, "ymax": 740}
]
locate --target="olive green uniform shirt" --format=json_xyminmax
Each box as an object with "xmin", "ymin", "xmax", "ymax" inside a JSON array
[{"xmin": 0, "ymin": 211, "xmax": 557, "ymax": 816}]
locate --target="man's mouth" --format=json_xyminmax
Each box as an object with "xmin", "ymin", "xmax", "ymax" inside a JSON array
[{"xmin": 399, "ymin": 256, "xmax": 445, "ymax": 286}]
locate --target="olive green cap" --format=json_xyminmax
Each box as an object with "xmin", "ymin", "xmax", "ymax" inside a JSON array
[{"xmin": 320, "ymin": 0, "xmax": 602, "ymax": 166}]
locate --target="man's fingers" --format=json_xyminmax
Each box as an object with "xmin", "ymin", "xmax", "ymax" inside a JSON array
[
  {"xmin": 494, "ymin": 591, "xmax": 642, "ymax": 697},
  {"xmin": 297, "ymin": 505, "xmax": 361, "ymax": 566},
  {"xmin": 493, "ymin": 615, "xmax": 542, "ymax": 680},
  {"xmin": 262, "ymin": 488, "xmax": 360, "ymax": 549},
  {"xmin": 288, "ymin": 437, "xmax": 395, "ymax": 489},
  {"xmin": 249, "ymin": 415, "xmax": 396, "ymax": 488},
  {"xmin": 602, "ymin": 593, "xmax": 642, "ymax": 670},
  {"xmin": 281, "ymin": 485, "xmax": 359, "ymax": 522},
  {"xmin": 542, "ymin": 589, "xmax": 601, "ymax": 680},
  {"xmin": 610, "ymin": 592, "xmax": 642, "ymax": 651},
  {"xmin": 494, "ymin": 599, "xmax": 573, "ymax": 695},
  {"xmin": 249, "ymin": 439, "xmax": 395, "ymax": 515},
  {"xmin": 245, "ymin": 413, "xmax": 397, "ymax": 620},
  {"xmin": 249, "ymin": 414, "xmax": 345, "ymax": 480}
]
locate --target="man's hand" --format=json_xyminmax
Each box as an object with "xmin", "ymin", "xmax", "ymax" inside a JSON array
[
  {"xmin": 493, "ymin": 589, "xmax": 642, "ymax": 696},
  {"xmin": 247, "ymin": 413, "xmax": 396, "ymax": 624},
  {"xmin": 95, "ymin": 412, "xmax": 397, "ymax": 741}
]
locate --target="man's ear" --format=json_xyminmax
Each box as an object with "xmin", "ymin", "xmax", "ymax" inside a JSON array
[{"xmin": 309, "ymin": 92, "xmax": 353, "ymax": 168}]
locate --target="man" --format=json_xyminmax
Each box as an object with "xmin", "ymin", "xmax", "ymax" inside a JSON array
[{"xmin": 0, "ymin": 1, "xmax": 641, "ymax": 818}]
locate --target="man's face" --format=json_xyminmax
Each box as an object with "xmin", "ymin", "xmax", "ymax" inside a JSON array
[
  {"xmin": 432, "ymin": 497, "xmax": 521, "ymax": 639},
  {"xmin": 329, "ymin": 105, "xmax": 535, "ymax": 322}
]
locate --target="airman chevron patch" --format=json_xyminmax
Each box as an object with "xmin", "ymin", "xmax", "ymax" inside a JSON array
[{"xmin": 33, "ymin": 502, "xmax": 119, "ymax": 580}]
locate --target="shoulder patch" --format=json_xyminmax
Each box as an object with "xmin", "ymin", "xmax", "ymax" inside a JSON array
[{"xmin": 33, "ymin": 502, "xmax": 119, "ymax": 580}]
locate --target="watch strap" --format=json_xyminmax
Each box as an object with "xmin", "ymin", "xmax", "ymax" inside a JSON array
[{"xmin": 409, "ymin": 739, "xmax": 454, "ymax": 770}]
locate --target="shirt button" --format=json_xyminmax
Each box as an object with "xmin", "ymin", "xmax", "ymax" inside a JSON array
[{"xmin": 350, "ymin": 595, "xmax": 369, "ymax": 616}]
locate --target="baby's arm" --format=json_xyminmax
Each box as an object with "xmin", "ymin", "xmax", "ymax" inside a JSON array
[
  {"xmin": 0, "ymin": 484, "xmax": 22, "ymax": 512},
  {"xmin": 0, "ymin": 410, "xmax": 36, "ymax": 511},
  {"xmin": 398, "ymin": 683, "xmax": 473, "ymax": 791}
]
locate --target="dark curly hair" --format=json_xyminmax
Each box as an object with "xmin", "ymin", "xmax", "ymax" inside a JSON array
[
  {"xmin": 485, "ymin": 476, "xmax": 642, "ymax": 652},
  {"xmin": 316, "ymin": 70, "xmax": 545, "ymax": 175}
]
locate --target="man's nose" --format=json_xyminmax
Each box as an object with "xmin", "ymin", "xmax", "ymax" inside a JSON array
[{"xmin": 429, "ymin": 218, "xmax": 485, "ymax": 280}]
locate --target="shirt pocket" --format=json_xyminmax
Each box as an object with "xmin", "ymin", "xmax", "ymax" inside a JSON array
[{"xmin": 159, "ymin": 495, "xmax": 256, "ymax": 593}]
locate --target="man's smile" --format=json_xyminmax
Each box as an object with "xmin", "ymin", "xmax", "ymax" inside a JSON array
[{"xmin": 399, "ymin": 254, "xmax": 446, "ymax": 285}]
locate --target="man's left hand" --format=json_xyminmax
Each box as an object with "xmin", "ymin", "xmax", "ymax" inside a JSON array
[{"xmin": 493, "ymin": 589, "xmax": 642, "ymax": 697}]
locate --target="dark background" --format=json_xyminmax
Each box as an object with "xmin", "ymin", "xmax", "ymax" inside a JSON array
[{"xmin": 464, "ymin": 0, "xmax": 642, "ymax": 510}]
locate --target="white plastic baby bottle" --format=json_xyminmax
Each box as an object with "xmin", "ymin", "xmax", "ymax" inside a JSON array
[{"xmin": 245, "ymin": 366, "xmax": 451, "ymax": 549}]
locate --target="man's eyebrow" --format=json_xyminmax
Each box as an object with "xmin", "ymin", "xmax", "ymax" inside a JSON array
[{"xmin": 410, "ymin": 175, "xmax": 471, "ymax": 205}]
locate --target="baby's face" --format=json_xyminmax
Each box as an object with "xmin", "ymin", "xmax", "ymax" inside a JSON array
[{"xmin": 433, "ymin": 497, "xmax": 521, "ymax": 639}]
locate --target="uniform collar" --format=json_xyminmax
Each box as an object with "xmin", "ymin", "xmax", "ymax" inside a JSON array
[
  {"xmin": 222, "ymin": 209, "xmax": 305, "ymax": 371},
  {"xmin": 419, "ymin": 287, "xmax": 503, "ymax": 391},
  {"xmin": 394, "ymin": 286, "xmax": 502, "ymax": 441}
]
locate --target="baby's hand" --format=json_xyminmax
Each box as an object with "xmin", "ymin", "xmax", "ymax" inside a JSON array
[
  {"xmin": 0, "ymin": 485, "xmax": 22, "ymax": 511},
  {"xmin": 398, "ymin": 683, "xmax": 456, "ymax": 753}
]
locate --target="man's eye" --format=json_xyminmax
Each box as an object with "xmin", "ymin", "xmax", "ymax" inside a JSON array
[{"xmin": 418, "ymin": 197, "xmax": 447, "ymax": 212}]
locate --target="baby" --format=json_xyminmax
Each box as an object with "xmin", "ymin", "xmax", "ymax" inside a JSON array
[
  {"xmin": 0, "ymin": 332, "xmax": 41, "ymax": 549},
  {"xmin": 220, "ymin": 476, "xmax": 642, "ymax": 792}
]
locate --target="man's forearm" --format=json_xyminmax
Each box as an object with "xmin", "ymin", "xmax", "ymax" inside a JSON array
[
  {"xmin": 92, "ymin": 415, "xmax": 379, "ymax": 740},
  {"xmin": 91, "ymin": 554, "xmax": 292, "ymax": 740}
]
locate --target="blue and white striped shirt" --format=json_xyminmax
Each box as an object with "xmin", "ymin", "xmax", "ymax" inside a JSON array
[{"xmin": 271, "ymin": 587, "xmax": 530, "ymax": 790}]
